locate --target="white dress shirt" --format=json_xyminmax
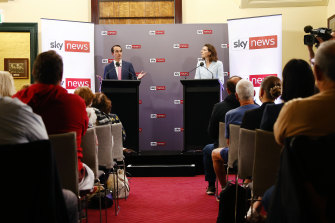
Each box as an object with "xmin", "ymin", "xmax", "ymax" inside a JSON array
[{"xmin": 194, "ymin": 60, "xmax": 224, "ymax": 82}]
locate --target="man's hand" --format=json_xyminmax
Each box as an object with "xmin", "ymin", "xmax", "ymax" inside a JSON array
[{"xmin": 137, "ymin": 71, "xmax": 147, "ymax": 80}]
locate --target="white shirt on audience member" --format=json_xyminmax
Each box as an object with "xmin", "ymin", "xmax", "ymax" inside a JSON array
[{"xmin": 0, "ymin": 96, "xmax": 48, "ymax": 144}]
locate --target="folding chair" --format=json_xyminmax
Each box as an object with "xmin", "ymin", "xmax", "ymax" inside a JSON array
[
  {"xmin": 226, "ymin": 124, "xmax": 240, "ymax": 182},
  {"xmin": 215, "ymin": 122, "xmax": 228, "ymax": 198},
  {"xmin": 0, "ymin": 140, "xmax": 69, "ymax": 223},
  {"xmin": 81, "ymin": 127, "xmax": 106, "ymax": 223}
]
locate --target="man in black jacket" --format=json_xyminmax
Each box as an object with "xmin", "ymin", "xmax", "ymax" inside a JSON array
[{"xmin": 203, "ymin": 76, "xmax": 241, "ymax": 195}]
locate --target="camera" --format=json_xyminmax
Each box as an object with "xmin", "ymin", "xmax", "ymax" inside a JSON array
[{"xmin": 304, "ymin": 25, "xmax": 333, "ymax": 47}]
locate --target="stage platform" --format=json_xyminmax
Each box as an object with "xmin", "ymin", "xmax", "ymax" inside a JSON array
[{"xmin": 125, "ymin": 150, "xmax": 204, "ymax": 177}]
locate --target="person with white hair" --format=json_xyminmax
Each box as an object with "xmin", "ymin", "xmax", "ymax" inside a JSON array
[
  {"xmin": 211, "ymin": 79, "xmax": 259, "ymax": 188},
  {"xmin": 0, "ymin": 71, "xmax": 16, "ymax": 97}
]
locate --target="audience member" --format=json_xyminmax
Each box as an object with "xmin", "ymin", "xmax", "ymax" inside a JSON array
[
  {"xmin": 274, "ymin": 40, "xmax": 335, "ymax": 144},
  {"xmin": 241, "ymin": 75, "xmax": 281, "ymax": 130},
  {"xmin": 211, "ymin": 79, "xmax": 259, "ymax": 188},
  {"xmin": 0, "ymin": 71, "xmax": 16, "ymax": 97},
  {"xmin": 203, "ymin": 76, "xmax": 241, "ymax": 195},
  {"xmin": 92, "ymin": 92, "xmax": 126, "ymax": 142},
  {"xmin": 74, "ymin": 86, "xmax": 97, "ymax": 128},
  {"xmin": 0, "ymin": 70, "xmax": 78, "ymax": 223},
  {"xmin": 13, "ymin": 50, "xmax": 94, "ymax": 191},
  {"xmin": 260, "ymin": 59, "xmax": 315, "ymax": 131}
]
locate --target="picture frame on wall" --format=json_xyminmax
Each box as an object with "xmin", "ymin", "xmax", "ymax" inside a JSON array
[
  {"xmin": 328, "ymin": 14, "xmax": 335, "ymax": 30},
  {"xmin": 4, "ymin": 58, "xmax": 29, "ymax": 79}
]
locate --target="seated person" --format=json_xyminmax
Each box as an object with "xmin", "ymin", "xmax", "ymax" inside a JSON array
[
  {"xmin": 92, "ymin": 92, "xmax": 126, "ymax": 142},
  {"xmin": 74, "ymin": 86, "xmax": 97, "ymax": 128},
  {"xmin": 241, "ymin": 75, "xmax": 281, "ymax": 130},
  {"xmin": 211, "ymin": 79, "xmax": 259, "ymax": 188},
  {"xmin": 0, "ymin": 71, "xmax": 16, "ymax": 97},
  {"xmin": 203, "ymin": 76, "xmax": 241, "ymax": 195},
  {"xmin": 13, "ymin": 50, "xmax": 94, "ymax": 191},
  {"xmin": 260, "ymin": 59, "xmax": 315, "ymax": 131}
]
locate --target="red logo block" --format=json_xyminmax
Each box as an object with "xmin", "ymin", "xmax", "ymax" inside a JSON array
[
  {"xmin": 249, "ymin": 74, "xmax": 277, "ymax": 87},
  {"xmin": 249, "ymin": 35, "xmax": 277, "ymax": 50},
  {"xmin": 66, "ymin": 78, "xmax": 91, "ymax": 89},
  {"xmin": 65, "ymin": 41, "xmax": 90, "ymax": 53},
  {"xmin": 108, "ymin": 31, "xmax": 117, "ymax": 35}
]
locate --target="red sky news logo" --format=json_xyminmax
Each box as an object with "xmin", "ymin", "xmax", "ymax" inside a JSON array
[
  {"xmin": 150, "ymin": 58, "xmax": 166, "ymax": 63},
  {"xmin": 197, "ymin": 30, "xmax": 213, "ymax": 35},
  {"xmin": 149, "ymin": 30, "xmax": 165, "ymax": 35},
  {"xmin": 174, "ymin": 72, "xmax": 189, "ymax": 77},
  {"xmin": 250, "ymin": 74, "xmax": 277, "ymax": 87},
  {"xmin": 174, "ymin": 100, "xmax": 183, "ymax": 104},
  {"xmin": 174, "ymin": 128, "xmax": 184, "ymax": 132},
  {"xmin": 101, "ymin": 31, "xmax": 117, "ymax": 35},
  {"xmin": 233, "ymin": 35, "xmax": 277, "ymax": 50},
  {"xmin": 150, "ymin": 86, "xmax": 166, "ymax": 91},
  {"xmin": 64, "ymin": 40, "xmax": 90, "ymax": 53},
  {"xmin": 139, "ymin": 128, "xmax": 142, "ymax": 132},
  {"xmin": 66, "ymin": 78, "xmax": 91, "ymax": 89},
  {"xmin": 139, "ymin": 100, "xmax": 142, "ymax": 104},
  {"xmin": 151, "ymin": 114, "xmax": 166, "ymax": 119},
  {"xmin": 150, "ymin": 142, "xmax": 166, "ymax": 146},
  {"xmin": 126, "ymin": 45, "xmax": 141, "ymax": 49},
  {"xmin": 102, "ymin": 59, "xmax": 114, "ymax": 63},
  {"xmin": 173, "ymin": 44, "xmax": 189, "ymax": 48},
  {"xmin": 249, "ymin": 35, "xmax": 277, "ymax": 50}
]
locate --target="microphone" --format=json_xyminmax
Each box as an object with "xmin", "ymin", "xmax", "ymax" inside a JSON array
[
  {"xmin": 200, "ymin": 62, "xmax": 214, "ymax": 79},
  {"xmin": 304, "ymin": 25, "xmax": 313, "ymax": 33},
  {"xmin": 115, "ymin": 61, "xmax": 120, "ymax": 67},
  {"xmin": 186, "ymin": 62, "xmax": 204, "ymax": 80}
]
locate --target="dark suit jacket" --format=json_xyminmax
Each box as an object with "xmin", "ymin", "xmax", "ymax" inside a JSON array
[
  {"xmin": 259, "ymin": 103, "xmax": 284, "ymax": 132},
  {"xmin": 103, "ymin": 60, "xmax": 137, "ymax": 80},
  {"xmin": 208, "ymin": 93, "xmax": 240, "ymax": 147},
  {"xmin": 241, "ymin": 102, "xmax": 274, "ymax": 130}
]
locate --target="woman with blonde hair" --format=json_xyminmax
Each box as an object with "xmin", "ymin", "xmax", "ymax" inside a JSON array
[{"xmin": 0, "ymin": 71, "xmax": 16, "ymax": 96}]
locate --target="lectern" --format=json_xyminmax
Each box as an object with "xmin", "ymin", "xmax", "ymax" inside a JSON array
[
  {"xmin": 181, "ymin": 79, "xmax": 221, "ymax": 151},
  {"xmin": 102, "ymin": 80, "xmax": 141, "ymax": 152}
]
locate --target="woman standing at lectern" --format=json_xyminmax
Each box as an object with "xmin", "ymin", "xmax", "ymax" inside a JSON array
[{"xmin": 194, "ymin": 44, "xmax": 224, "ymax": 81}]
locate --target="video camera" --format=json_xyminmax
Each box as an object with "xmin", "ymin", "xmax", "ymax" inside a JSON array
[{"xmin": 304, "ymin": 25, "xmax": 333, "ymax": 47}]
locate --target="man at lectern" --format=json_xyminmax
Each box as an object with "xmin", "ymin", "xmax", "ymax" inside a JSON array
[
  {"xmin": 194, "ymin": 44, "xmax": 224, "ymax": 81},
  {"xmin": 103, "ymin": 45, "xmax": 146, "ymax": 80}
]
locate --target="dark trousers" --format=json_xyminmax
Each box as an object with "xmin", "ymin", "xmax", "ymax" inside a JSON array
[{"xmin": 202, "ymin": 143, "xmax": 216, "ymax": 186}]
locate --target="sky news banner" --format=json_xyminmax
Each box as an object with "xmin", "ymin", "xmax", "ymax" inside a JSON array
[
  {"xmin": 41, "ymin": 19, "xmax": 95, "ymax": 93},
  {"xmin": 95, "ymin": 24, "xmax": 229, "ymax": 153},
  {"xmin": 228, "ymin": 14, "xmax": 282, "ymax": 104}
]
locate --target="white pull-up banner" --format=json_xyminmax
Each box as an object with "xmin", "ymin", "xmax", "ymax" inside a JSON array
[
  {"xmin": 41, "ymin": 19, "xmax": 95, "ymax": 93},
  {"xmin": 228, "ymin": 14, "xmax": 282, "ymax": 104}
]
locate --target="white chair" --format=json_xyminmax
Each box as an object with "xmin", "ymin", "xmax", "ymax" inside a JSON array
[{"xmin": 218, "ymin": 122, "xmax": 228, "ymax": 148}]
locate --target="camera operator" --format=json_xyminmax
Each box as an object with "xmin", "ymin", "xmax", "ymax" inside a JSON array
[{"xmin": 304, "ymin": 26, "xmax": 335, "ymax": 66}]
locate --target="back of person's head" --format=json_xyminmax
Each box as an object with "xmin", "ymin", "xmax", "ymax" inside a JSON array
[
  {"xmin": 226, "ymin": 76, "xmax": 242, "ymax": 94},
  {"xmin": 204, "ymin": 43, "xmax": 218, "ymax": 62},
  {"xmin": 33, "ymin": 50, "xmax": 63, "ymax": 85},
  {"xmin": 281, "ymin": 59, "xmax": 315, "ymax": 101},
  {"xmin": 0, "ymin": 71, "xmax": 16, "ymax": 97},
  {"xmin": 236, "ymin": 79, "xmax": 254, "ymax": 101},
  {"xmin": 74, "ymin": 86, "xmax": 95, "ymax": 107},
  {"xmin": 314, "ymin": 40, "xmax": 335, "ymax": 81},
  {"xmin": 261, "ymin": 76, "xmax": 282, "ymax": 101},
  {"xmin": 92, "ymin": 92, "xmax": 111, "ymax": 114}
]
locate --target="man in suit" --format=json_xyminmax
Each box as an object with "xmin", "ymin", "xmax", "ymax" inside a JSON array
[
  {"xmin": 103, "ymin": 45, "xmax": 146, "ymax": 80},
  {"xmin": 203, "ymin": 76, "xmax": 241, "ymax": 195}
]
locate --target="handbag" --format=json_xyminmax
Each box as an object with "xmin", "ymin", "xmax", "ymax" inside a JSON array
[{"xmin": 107, "ymin": 169, "xmax": 130, "ymax": 199}]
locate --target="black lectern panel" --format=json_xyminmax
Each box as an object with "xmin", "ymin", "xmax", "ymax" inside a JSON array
[
  {"xmin": 102, "ymin": 80, "xmax": 140, "ymax": 151},
  {"xmin": 181, "ymin": 79, "xmax": 220, "ymax": 151}
]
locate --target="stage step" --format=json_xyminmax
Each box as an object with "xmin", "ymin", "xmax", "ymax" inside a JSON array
[{"xmin": 126, "ymin": 164, "xmax": 196, "ymax": 177}]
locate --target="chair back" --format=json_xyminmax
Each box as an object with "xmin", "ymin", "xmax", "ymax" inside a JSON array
[
  {"xmin": 218, "ymin": 122, "xmax": 228, "ymax": 148},
  {"xmin": 112, "ymin": 123, "xmax": 124, "ymax": 161},
  {"xmin": 49, "ymin": 132, "xmax": 79, "ymax": 196},
  {"xmin": 81, "ymin": 127, "xmax": 98, "ymax": 178},
  {"xmin": 252, "ymin": 129, "xmax": 281, "ymax": 197},
  {"xmin": 238, "ymin": 128, "xmax": 256, "ymax": 179},
  {"xmin": 95, "ymin": 124, "xmax": 114, "ymax": 169},
  {"xmin": 227, "ymin": 124, "xmax": 240, "ymax": 168},
  {"xmin": 0, "ymin": 140, "xmax": 69, "ymax": 223}
]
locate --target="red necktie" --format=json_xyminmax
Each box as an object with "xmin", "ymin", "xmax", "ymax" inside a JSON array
[{"xmin": 117, "ymin": 66, "xmax": 122, "ymax": 80}]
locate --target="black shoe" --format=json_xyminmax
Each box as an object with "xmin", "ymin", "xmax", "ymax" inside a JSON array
[{"xmin": 206, "ymin": 186, "xmax": 215, "ymax": 195}]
